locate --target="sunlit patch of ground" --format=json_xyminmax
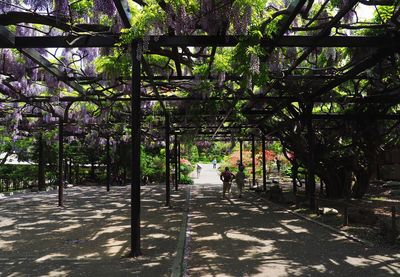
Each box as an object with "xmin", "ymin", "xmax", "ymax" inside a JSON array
[
  {"xmin": 186, "ymin": 164, "xmax": 400, "ymax": 277},
  {"xmin": 0, "ymin": 185, "xmax": 187, "ymax": 276}
]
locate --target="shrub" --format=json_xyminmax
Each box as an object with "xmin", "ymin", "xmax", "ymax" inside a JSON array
[
  {"xmin": 180, "ymin": 158, "xmax": 194, "ymax": 175},
  {"xmin": 180, "ymin": 175, "xmax": 193, "ymax": 185}
]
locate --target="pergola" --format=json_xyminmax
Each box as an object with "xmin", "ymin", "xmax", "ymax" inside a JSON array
[{"xmin": 0, "ymin": 0, "xmax": 399, "ymax": 257}]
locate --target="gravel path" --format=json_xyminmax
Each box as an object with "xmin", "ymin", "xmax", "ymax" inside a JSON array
[{"xmin": 186, "ymin": 164, "xmax": 400, "ymax": 276}]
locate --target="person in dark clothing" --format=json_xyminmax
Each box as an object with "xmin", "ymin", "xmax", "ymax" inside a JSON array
[
  {"xmin": 276, "ymin": 158, "xmax": 281, "ymax": 174},
  {"xmin": 220, "ymin": 167, "xmax": 235, "ymax": 198}
]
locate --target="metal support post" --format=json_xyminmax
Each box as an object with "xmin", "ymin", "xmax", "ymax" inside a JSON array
[
  {"xmin": 178, "ymin": 141, "xmax": 181, "ymax": 182},
  {"xmin": 251, "ymin": 134, "xmax": 256, "ymax": 189},
  {"xmin": 131, "ymin": 42, "xmax": 142, "ymax": 256},
  {"xmin": 262, "ymin": 134, "xmax": 267, "ymax": 191},
  {"xmin": 239, "ymin": 140, "xmax": 243, "ymax": 166},
  {"xmin": 38, "ymin": 133, "xmax": 45, "ymax": 191},
  {"xmin": 106, "ymin": 136, "xmax": 111, "ymax": 192},
  {"xmin": 58, "ymin": 118, "xmax": 64, "ymax": 207},
  {"xmin": 306, "ymin": 106, "xmax": 316, "ymax": 209},
  {"xmin": 165, "ymin": 115, "xmax": 171, "ymax": 206},
  {"xmin": 174, "ymin": 134, "xmax": 179, "ymax": 191}
]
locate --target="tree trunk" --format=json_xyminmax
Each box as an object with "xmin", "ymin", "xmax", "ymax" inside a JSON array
[
  {"xmin": 291, "ymin": 161, "xmax": 299, "ymax": 195},
  {"xmin": 352, "ymin": 167, "xmax": 370, "ymax": 198},
  {"xmin": 320, "ymin": 167, "xmax": 350, "ymax": 198}
]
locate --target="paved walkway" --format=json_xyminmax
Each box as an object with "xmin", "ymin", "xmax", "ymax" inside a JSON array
[
  {"xmin": 185, "ymin": 164, "xmax": 400, "ymax": 276},
  {"xmin": 1, "ymin": 166, "xmax": 399, "ymax": 276},
  {"xmin": 0, "ymin": 185, "xmax": 187, "ymax": 277}
]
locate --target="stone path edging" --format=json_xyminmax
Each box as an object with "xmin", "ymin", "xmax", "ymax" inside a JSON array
[{"xmin": 255, "ymin": 194, "xmax": 374, "ymax": 247}]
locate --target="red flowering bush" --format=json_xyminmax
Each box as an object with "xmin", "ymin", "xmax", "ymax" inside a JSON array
[
  {"xmin": 180, "ymin": 158, "xmax": 194, "ymax": 176},
  {"xmin": 180, "ymin": 158, "xmax": 191, "ymax": 165}
]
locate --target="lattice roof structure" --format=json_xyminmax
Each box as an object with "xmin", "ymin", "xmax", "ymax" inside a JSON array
[{"xmin": 1, "ymin": 0, "xmax": 399, "ymax": 256}]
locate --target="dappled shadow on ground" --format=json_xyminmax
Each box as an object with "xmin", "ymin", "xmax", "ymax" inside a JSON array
[
  {"xmin": 187, "ymin": 184, "xmax": 400, "ymax": 277},
  {"xmin": 0, "ymin": 184, "xmax": 186, "ymax": 276}
]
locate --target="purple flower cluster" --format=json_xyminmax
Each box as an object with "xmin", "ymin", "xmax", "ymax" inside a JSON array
[
  {"xmin": 93, "ymin": 0, "xmax": 116, "ymax": 17},
  {"xmin": 23, "ymin": 0, "xmax": 53, "ymax": 11},
  {"xmin": 54, "ymin": 0, "xmax": 69, "ymax": 16},
  {"xmin": 0, "ymin": 0, "xmax": 12, "ymax": 12}
]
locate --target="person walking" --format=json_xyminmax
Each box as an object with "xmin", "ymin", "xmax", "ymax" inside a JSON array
[
  {"xmin": 276, "ymin": 158, "xmax": 281, "ymax": 174},
  {"xmin": 235, "ymin": 165, "xmax": 246, "ymax": 198},
  {"xmin": 220, "ymin": 167, "xmax": 234, "ymax": 199},
  {"xmin": 212, "ymin": 158, "xmax": 217, "ymax": 169},
  {"xmin": 196, "ymin": 163, "xmax": 202, "ymax": 178}
]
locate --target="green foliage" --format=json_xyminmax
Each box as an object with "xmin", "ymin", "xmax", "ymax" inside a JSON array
[
  {"xmin": 165, "ymin": 0, "xmax": 200, "ymax": 12},
  {"xmin": 180, "ymin": 162, "xmax": 193, "ymax": 176},
  {"xmin": 141, "ymin": 147, "xmax": 166, "ymax": 182},
  {"xmin": 0, "ymin": 165, "xmax": 38, "ymax": 192},
  {"xmin": 189, "ymin": 145, "xmax": 199, "ymax": 162},
  {"xmin": 213, "ymin": 50, "xmax": 234, "ymax": 74},
  {"xmin": 374, "ymin": 5, "xmax": 395, "ymax": 23},
  {"xmin": 145, "ymin": 54, "xmax": 175, "ymax": 73},
  {"xmin": 193, "ymin": 63, "xmax": 210, "ymax": 76},
  {"xmin": 0, "ymin": 164, "xmax": 36, "ymax": 181},
  {"xmin": 179, "ymin": 175, "xmax": 194, "ymax": 185},
  {"xmin": 94, "ymin": 53, "xmax": 131, "ymax": 79},
  {"xmin": 268, "ymin": 141, "xmax": 282, "ymax": 154},
  {"xmin": 70, "ymin": 0, "xmax": 93, "ymax": 17},
  {"xmin": 120, "ymin": 3, "xmax": 165, "ymax": 43},
  {"xmin": 263, "ymin": 14, "xmax": 284, "ymax": 39}
]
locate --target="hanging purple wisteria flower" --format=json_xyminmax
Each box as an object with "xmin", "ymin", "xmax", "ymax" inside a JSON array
[
  {"xmin": 24, "ymin": 0, "xmax": 53, "ymax": 11},
  {"xmin": 54, "ymin": 0, "xmax": 69, "ymax": 16},
  {"xmin": 94, "ymin": 0, "xmax": 116, "ymax": 17},
  {"xmin": 0, "ymin": 0, "xmax": 11, "ymax": 12}
]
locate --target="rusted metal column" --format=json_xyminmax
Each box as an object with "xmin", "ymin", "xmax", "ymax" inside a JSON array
[
  {"xmin": 165, "ymin": 115, "xmax": 171, "ymax": 206},
  {"xmin": 58, "ymin": 118, "xmax": 64, "ymax": 207},
  {"xmin": 251, "ymin": 134, "xmax": 256, "ymax": 188},
  {"xmin": 131, "ymin": 42, "xmax": 142, "ymax": 256},
  {"xmin": 174, "ymin": 134, "xmax": 179, "ymax": 191},
  {"xmin": 262, "ymin": 134, "xmax": 267, "ymax": 191}
]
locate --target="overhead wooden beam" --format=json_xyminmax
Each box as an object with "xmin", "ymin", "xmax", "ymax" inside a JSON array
[
  {"xmin": 112, "ymin": 0, "xmax": 132, "ymax": 28},
  {"xmin": 0, "ymin": 11, "xmax": 109, "ymax": 33},
  {"xmin": 69, "ymin": 74, "xmax": 371, "ymax": 82},
  {"xmin": 312, "ymin": 114, "xmax": 400, "ymax": 120},
  {"xmin": 274, "ymin": 0, "xmax": 307, "ymax": 39},
  {"xmin": 1, "ymin": 35, "xmax": 399, "ymax": 49},
  {"xmin": 246, "ymin": 112, "xmax": 400, "ymax": 120}
]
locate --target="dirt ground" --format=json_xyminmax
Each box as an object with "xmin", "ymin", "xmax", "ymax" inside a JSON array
[
  {"xmin": 272, "ymin": 176, "xmax": 400, "ymax": 247},
  {"xmin": 2, "ymin": 166, "xmax": 400, "ymax": 277},
  {"xmin": 185, "ymin": 164, "xmax": 400, "ymax": 276},
  {"xmin": 0, "ymin": 184, "xmax": 187, "ymax": 277}
]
